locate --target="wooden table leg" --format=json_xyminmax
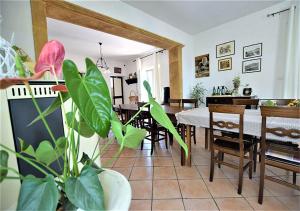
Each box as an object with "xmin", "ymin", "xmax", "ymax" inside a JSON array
[
  {"xmin": 186, "ymin": 125, "xmax": 192, "ymax": 166},
  {"xmin": 205, "ymin": 128, "xmax": 209, "ymax": 150},
  {"xmin": 180, "ymin": 124, "xmax": 186, "ymax": 166}
]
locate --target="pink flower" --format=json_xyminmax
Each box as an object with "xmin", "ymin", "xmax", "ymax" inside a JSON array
[
  {"xmin": 51, "ymin": 84, "xmax": 68, "ymax": 93},
  {"xmin": 0, "ymin": 71, "xmax": 46, "ymax": 89},
  {"xmin": 35, "ymin": 40, "xmax": 65, "ymax": 77}
]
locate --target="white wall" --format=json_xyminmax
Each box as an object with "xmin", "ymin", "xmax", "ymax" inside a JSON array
[
  {"xmin": 193, "ymin": 1, "xmax": 292, "ymax": 98},
  {"xmin": 68, "ymin": 0, "xmax": 194, "ymax": 98}
]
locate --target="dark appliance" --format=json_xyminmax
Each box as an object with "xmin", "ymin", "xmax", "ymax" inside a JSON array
[{"xmin": 7, "ymin": 82, "xmax": 65, "ymax": 178}]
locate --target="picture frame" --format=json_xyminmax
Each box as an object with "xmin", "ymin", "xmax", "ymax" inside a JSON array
[
  {"xmin": 114, "ymin": 67, "xmax": 122, "ymax": 74},
  {"xmin": 243, "ymin": 43, "xmax": 262, "ymax": 59},
  {"xmin": 242, "ymin": 58, "xmax": 261, "ymax": 73},
  {"xmin": 195, "ymin": 54, "xmax": 210, "ymax": 78},
  {"xmin": 216, "ymin": 40, "xmax": 235, "ymax": 58},
  {"xmin": 218, "ymin": 57, "xmax": 232, "ymax": 71}
]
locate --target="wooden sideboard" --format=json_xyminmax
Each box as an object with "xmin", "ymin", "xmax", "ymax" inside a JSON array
[{"xmin": 206, "ymin": 96, "xmax": 253, "ymax": 106}]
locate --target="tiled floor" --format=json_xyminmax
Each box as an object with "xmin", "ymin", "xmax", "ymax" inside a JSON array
[{"xmin": 101, "ymin": 128, "xmax": 299, "ymax": 211}]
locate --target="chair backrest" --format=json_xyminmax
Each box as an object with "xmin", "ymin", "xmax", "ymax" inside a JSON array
[
  {"xmin": 168, "ymin": 98, "xmax": 181, "ymax": 107},
  {"xmin": 208, "ymin": 104, "xmax": 245, "ymax": 148},
  {"xmin": 137, "ymin": 101, "xmax": 150, "ymax": 111},
  {"xmin": 182, "ymin": 98, "xmax": 198, "ymax": 108},
  {"xmin": 233, "ymin": 99, "xmax": 259, "ymax": 109},
  {"xmin": 260, "ymin": 99, "xmax": 295, "ymax": 106},
  {"xmin": 118, "ymin": 105, "xmax": 125, "ymax": 122},
  {"xmin": 260, "ymin": 106, "xmax": 300, "ymax": 140}
]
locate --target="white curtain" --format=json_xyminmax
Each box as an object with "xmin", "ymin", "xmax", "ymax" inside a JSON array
[
  {"xmin": 283, "ymin": 3, "xmax": 300, "ymax": 98},
  {"xmin": 154, "ymin": 53, "xmax": 163, "ymax": 103},
  {"xmin": 136, "ymin": 58, "xmax": 142, "ymax": 101}
]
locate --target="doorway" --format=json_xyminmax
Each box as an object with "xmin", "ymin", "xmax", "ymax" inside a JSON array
[{"xmin": 30, "ymin": 0, "xmax": 183, "ymax": 98}]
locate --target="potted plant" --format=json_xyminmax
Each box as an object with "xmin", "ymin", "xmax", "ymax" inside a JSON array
[
  {"xmin": 232, "ymin": 76, "xmax": 241, "ymax": 96},
  {"xmin": 190, "ymin": 82, "xmax": 207, "ymax": 106},
  {"xmin": 0, "ymin": 39, "xmax": 188, "ymax": 210}
]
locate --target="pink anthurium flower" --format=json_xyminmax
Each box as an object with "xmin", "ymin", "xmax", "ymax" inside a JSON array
[
  {"xmin": 51, "ymin": 84, "xmax": 68, "ymax": 93},
  {"xmin": 0, "ymin": 71, "xmax": 46, "ymax": 89},
  {"xmin": 35, "ymin": 40, "xmax": 65, "ymax": 77}
]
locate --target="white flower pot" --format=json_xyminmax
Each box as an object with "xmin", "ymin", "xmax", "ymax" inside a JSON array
[
  {"xmin": 99, "ymin": 169, "xmax": 132, "ymax": 210},
  {"xmin": 77, "ymin": 169, "xmax": 131, "ymax": 211}
]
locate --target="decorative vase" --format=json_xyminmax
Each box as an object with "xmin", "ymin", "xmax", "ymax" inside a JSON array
[{"xmin": 58, "ymin": 169, "xmax": 131, "ymax": 211}]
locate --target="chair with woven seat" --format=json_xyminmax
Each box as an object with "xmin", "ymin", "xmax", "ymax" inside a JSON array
[
  {"xmin": 258, "ymin": 106, "xmax": 300, "ymax": 204},
  {"xmin": 208, "ymin": 104, "xmax": 255, "ymax": 194},
  {"xmin": 137, "ymin": 102, "xmax": 168, "ymax": 154},
  {"xmin": 182, "ymin": 99, "xmax": 198, "ymax": 144}
]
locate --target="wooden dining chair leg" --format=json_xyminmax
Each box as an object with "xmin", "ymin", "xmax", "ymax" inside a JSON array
[
  {"xmin": 205, "ymin": 128, "xmax": 209, "ymax": 150},
  {"xmin": 193, "ymin": 126, "xmax": 196, "ymax": 144},
  {"xmin": 238, "ymin": 155, "xmax": 244, "ymax": 194},
  {"xmin": 140, "ymin": 140, "xmax": 144, "ymax": 150},
  {"xmin": 258, "ymin": 154, "xmax": 266, "ymax": 204},
  {"xmin": 209, "ymin": 147, "xmax": 215, "ymax": 182},
  {"xmin": 217, "ymin": 151, "xmax": 222, "ymax": 168},
  {"xmin": 150, "ymin": 131, "xmax": 156, "ymax": 155},
  {"xmin": 249, "ymin": 147, "xmax": 253, "ymax": 179},
  {"xmin": 293, "ymin": 172, "xmax": 297, "ymax": 184},
  {"xmin": 165, "ymin": 130, "xmax": 168, "ymax": 149},
  {"xmin": 253, "ymin": 143, "xmax": 258, "ymax": 172}
]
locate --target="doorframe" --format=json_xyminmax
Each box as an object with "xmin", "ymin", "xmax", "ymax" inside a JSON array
[{"xmin": 30, "ymin": 0, "xmax": 183, "ymax": 98}]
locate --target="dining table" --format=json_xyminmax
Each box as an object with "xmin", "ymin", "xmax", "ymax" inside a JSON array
[{"xmin": 176, "ymin": 107, "xmax": 300, "ymax": 166}]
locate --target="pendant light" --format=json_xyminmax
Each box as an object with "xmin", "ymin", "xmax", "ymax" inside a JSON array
[{"xmin": 96, "ymin": 42, "xmax": 110, "ymax": 72}]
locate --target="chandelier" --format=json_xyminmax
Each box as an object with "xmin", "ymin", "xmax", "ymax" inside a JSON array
[{"xmin": 96, "ymin": 42, "xmax": 109, "ymax": 71}]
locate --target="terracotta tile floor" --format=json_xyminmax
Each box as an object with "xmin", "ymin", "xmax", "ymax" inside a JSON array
[{"xmin": 101, "ymin": 128, "xmax": 299, "ymax": 210}]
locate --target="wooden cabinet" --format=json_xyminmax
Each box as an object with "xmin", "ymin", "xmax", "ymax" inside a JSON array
[{"xmin": 206, "ymin": 96, "xmax": 252, "ymax": 106}]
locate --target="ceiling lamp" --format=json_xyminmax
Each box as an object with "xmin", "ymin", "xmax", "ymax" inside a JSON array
[{"xmin": 96, "ymin": 42, "xmax": 110, "ymax": 72}]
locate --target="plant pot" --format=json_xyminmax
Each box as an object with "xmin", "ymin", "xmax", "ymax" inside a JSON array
[{"xmin": 76, "ymin": 169, "xmax": 131, "ymax": 211}]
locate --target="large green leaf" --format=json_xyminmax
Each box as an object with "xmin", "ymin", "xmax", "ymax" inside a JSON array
[
  {"xmin": 63, "ymin": 58, "xmax": 112, "ymax": 138},
  {"xmin": 0, "ymin": 150, "xmax": 9, "ymax": 182},
  {"xmin": 35, "ymin": 138, "xmax": 66, "ymax": 166},
  {"xmin": 29, "ymin": 92, "xmax": 70, "ymax": 126},
  {"xmin": 65, "ymin": 166, "xmax": 105, "ymax": 210},
  {"xmin": 111, "ymin": 120, "xmax": 147, "ymax": 150},
  {"xmin": 17, "ymin": 175, "xmax": 59, "ymax": 211},
  {"xmin": 143, "ymin": 80, "xmax": 188, "ymax": 157},
  {"xmin": 66, "ymin": 112, "xmax": 95, "ymax": 138},
  {"xmin": 18, "ymin": 138, "xmax": 35, "ymax": 157},
  {"xmin": 79, "ymin": 152, "xmax": 104, "ymax": 174}
]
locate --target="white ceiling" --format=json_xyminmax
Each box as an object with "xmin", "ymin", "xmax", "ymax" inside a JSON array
[
  {"xmin": 47, "ymin": 18, "xmax": 156, "ymax": 62},
  {"xmin": 123, "ymin": 0, "xmax": 282, "ymax": 35}
]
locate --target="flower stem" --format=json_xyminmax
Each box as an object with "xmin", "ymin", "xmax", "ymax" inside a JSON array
[
  {"xmin": 124, "ymin": 103, "xmax": 150, "ymax": 126},
  {"xmin": 0, "ymin": 144, "xmax": 48, "ymax": 176}
]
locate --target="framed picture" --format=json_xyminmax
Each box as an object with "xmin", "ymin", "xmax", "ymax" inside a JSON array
[
  {"xmin": 243, "ymin": 43, "xmax": 262, "ymax": 59},
  {"xmin": 218, "ymin": 57, "xmax": 232, "ymax": 71},
  {"xmin": 114, "ymin": 67, "xmax": 122, "ymax": 74},
  {"xmin": 242, "ymin": 58, "xmax": 261, "ymax": 73},
  {"xmin": 216, "ymin": 40, "xmax": 235, "ymax": 58},
  {"xmin": 195, "ymin": 54, "xmax": 209, "ymax": 78}
]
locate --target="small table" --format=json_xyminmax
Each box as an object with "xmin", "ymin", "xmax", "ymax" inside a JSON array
[{"xmin": 176, "ymin": 107, "xmax": 300, "ymax": 166}]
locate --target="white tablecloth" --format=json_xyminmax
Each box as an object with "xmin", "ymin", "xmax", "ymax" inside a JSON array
[{"xmin": 176, "ymin": 107, "xmax": 300, "ymax": 143}]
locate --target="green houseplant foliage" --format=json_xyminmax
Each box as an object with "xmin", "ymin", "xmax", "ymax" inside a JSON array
[
  {"xmin": 190, "ymin": 82, "xmax": 207, "ymax": 106},
  {"xmin": 0, "ymin": 43, "xmax": 188, "ymax": 210}
]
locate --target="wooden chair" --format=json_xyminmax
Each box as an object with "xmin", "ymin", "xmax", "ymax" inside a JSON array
[
  {"xmin": 232, "ymin": 98, "xmax": 260, "ymax": 172},
  {"xmin": 118, "ymin": 105, "xmax": 126, "ymax": 124},
  {"xmin": 137, "ymin": 102, "xmax": 168, "ymax": 154},
  {"xmin": 260, "ymin": 99, "xmax": 295, "ymax": 106},
  {"xmin": 233, "ymin": 99, "xmax": 259, "ymax": 109},
  {"xmin": 258, "ymin": 106, "xmax": 300, "ymax": 204},
  {"xmin": 209, "ymin": 104, "xmax": 255, "ymax": 194},
  {"xmin": 168, "ymin": 98, "xmax": 181, "ymax": 107},
  {"xmin": 181, "ymin": 99, "xmax": 198, "ymax": 144}
]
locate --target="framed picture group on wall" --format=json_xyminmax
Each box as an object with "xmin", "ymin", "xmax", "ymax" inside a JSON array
[
  {"xmin": 216, "ymin": 40, "xmax": 234, "ymax": 72},
  {"xmin": 242, "ymin": 42, "xmax": 262, "ymax": 73}
]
